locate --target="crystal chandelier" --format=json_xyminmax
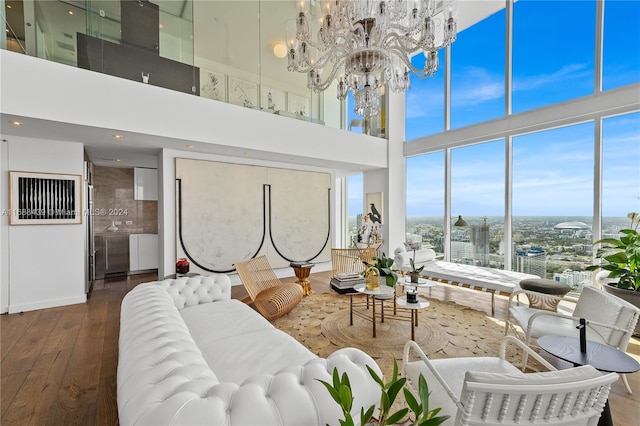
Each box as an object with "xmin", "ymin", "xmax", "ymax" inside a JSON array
[{"xmin": 286, "ymin": 0, "xmax": 458, "ymax": 118}]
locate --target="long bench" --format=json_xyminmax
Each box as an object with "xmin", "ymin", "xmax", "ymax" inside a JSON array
[{"xmin": 394, "ymin": 247, "xmax": 539, "ymax": 315}]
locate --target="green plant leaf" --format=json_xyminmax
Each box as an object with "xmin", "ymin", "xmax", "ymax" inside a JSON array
[
  {"xmin": 418, "ymin": 375, "xmax": 431, "ymax": 413},
  {"xmin": 387, "ymin": 377, "xmax": 407, "ymax": 404},
  {"xmin": 338, "ymin": 385, "xmax": 353, "ymax": 412},
  {"xmin": 367, "ymin": 365, "xmax": 385, "ymax": 387},
  {"xmin": 380, "ymin": 391, "xmax": 391, "ymax": 412},
  {"xmin": 361, "ymin": 405, "xmax": 376, "ymax": 425},
  {"xmin": 385, "ymin": 408, "xmax": 409, "ymax": 424},
  {"xmin": 332, "ymin": 367, "xmax": 341, "ymax": 389},
  {"xmin": 403, "ymin": 387, "xmax": 421, "ymax": 414},
  {"xmin": 317, "ymin": 379, "xmax": 342, "ymax": 406},
  {"xmin": 341, "ymin": 371, "xmax": 351, "ymax": 390}
]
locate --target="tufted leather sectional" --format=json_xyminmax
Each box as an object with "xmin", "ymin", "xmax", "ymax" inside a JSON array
[{"xmin": 118, "ymin": 275, "xmax": 382, "ymax": 425}]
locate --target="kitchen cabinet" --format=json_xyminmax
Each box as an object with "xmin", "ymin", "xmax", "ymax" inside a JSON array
[
  {"xmin": 129, "ymin": 234, "xmax": 158, "ymax": 272},
  {"xmin": 134, "ymin": 167, "xmax": 158, "ymax": 201}
]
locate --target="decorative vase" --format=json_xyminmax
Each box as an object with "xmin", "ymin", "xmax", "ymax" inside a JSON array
[{"xmin": 176, "ymin": 258, "xmax": 190, "ymax": 275}]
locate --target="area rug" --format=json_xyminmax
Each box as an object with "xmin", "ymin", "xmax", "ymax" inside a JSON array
[{"xmin": 273, "ymin": 291, "xmax": 512, "ymax": 377}]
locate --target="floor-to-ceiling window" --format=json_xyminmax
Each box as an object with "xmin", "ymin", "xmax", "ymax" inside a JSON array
[
  {"xmin": 451, "ymin": 8, "xmax": 505, "ymax": 129},
  {"xmin": 602, "ymin": 112, "xmax": 640, "ymax": 236},
  {"xmin": 603, "ymin": 0, "xmax": 640, "ymax": 90},
  {"xmin": 405, "ymin": 50, "xmax": 445, "ymax": 140},
  {"xmin": 513, "ymin": 0, "xmax": 596, "ymax": 113},
  {"xmin": 347, "ymin": 174, "xmax": 364, "ymax": 247},
  {"xmin": 404, "ymin": 0, "xmax": 639, "ymax": 288},
  {"xmin": 450, "ymin": 140, "xmax": 505, "ymax": 268},
  {"xmin": 406, "ymin": 152, "xmax": 446, "ymax": 256},
  {"xmin": 512, "ymin": 123, "xmax": 595, "ymax": 283}
]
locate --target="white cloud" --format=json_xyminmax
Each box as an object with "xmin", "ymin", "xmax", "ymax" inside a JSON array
[
  {"xmin": 513, "ymin": 63, "xmax": 590, "ymax": 92},
  {"xmin": 451, "ymin": 66, "xmax": 504, "ymax": 107}
]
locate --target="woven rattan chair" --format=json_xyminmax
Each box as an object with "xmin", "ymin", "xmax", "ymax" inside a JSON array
[
  {"xmin": 234, "ymin": 255, "xmax": 303, "ymax": 321},
  {"xmin": 331, "ymin": 247, "xmax": 377, "ymax": 278}
]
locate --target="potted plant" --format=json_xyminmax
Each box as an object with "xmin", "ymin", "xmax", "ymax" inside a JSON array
[
  {"xmin": 586, "ymin": 212, "xmax": 640, "ymax": 335},
  {"xmin": 405, "ymin": 242, "xmax": 424, "ymax": 284},
  {"xmin": 364, "ymin": 253, "xmax": 399, "ymax": 287},
  {"xmin": 409, "ymin": 258, "xmax": 425, "ymax": 284},
  {"xmin": 318, "ymin": 358, "xmax": 449, "ymax": 426}
]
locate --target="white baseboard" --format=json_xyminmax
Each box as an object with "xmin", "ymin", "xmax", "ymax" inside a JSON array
[{"xmin": 8, "ymin": 294, "xmax": 87, "ymax": 314}]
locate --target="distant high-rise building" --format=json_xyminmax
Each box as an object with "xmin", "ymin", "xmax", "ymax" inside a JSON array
[
  {"xmin": 470, "ymin": 218, "xmax": 490, "ymax": 267},
  {"xmin": 514, "ymin": 246, "xmax": 546, "ymax": 278},
  {"xmin": 451, "ymin": 241, "xmax": 471, "ymax": 261},
  {"xmin": 553, "ymin": 269, "xmax": 592, "ymax": 292}
]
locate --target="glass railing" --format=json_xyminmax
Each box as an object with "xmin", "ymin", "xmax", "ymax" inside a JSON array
[{"xmin": 2, "ymin": 0, "xmax": 390, "ymax": 136}]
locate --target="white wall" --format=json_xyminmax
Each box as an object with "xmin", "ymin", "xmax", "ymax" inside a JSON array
[
  {"xmin": 0, "ymin": 50, "xmax": 388, "ymax": 171},
  {"xmin": 159, "ymin": 148, "xmax": 336, "ymax": 284},
  {"xmin": 0, "ymin": 50, "xmax": 392, "ymax": 292},
  {"xmin": 0, "ymin": 136, "xmax": 86, "ymax": 313},
  {"xmin": 1, "ymin": 140, "xmax": 8, "ymax": 313}
]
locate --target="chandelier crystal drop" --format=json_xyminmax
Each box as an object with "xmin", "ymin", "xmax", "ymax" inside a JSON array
[{"xmin": 286, "ymin": 0, "xmax": 458, "ymax": 118}]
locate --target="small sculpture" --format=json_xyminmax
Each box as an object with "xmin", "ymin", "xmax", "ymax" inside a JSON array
[{"xmin": 365, "ymin": 266, "xmax": 380, "ymax": 291}]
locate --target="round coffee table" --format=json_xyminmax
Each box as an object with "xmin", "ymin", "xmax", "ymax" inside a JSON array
[
  {"xmin": 538, "ymin": 335, "xmax": 640, "ymax": 426},
  {"xmin": 396, "ymin": 295, "xmax": 430, "ymax": 340},
  {"xmin": 398, "ymin": 276, "xmax": 435, "ymax": 288},
  {"xmin": 352, "ymin": 283, "xmax": 395, "ymax": 337}
]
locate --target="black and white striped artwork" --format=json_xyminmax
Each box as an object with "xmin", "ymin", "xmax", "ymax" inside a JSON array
[{"xmin": 9, "ymin": 171, "xmax": 82, "ymax": 225}]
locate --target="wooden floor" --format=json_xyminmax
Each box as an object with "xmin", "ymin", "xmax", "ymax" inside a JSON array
[{"xmin": 2, "ymin": 270, "xmax": 639, "ymax": 425}]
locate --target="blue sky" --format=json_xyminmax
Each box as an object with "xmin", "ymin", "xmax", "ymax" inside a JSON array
[{"xmin": 347, "ymin": 0, "xmax": 640, "ymax": 218}]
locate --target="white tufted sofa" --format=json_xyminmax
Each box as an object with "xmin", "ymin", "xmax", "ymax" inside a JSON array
[{"xmin": 118, "ymin": 275, "xmax": 382, "ymax": 425}]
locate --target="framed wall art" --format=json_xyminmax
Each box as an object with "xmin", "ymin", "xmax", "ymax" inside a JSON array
[
  {"xmin": 287, "ymin": 93, "xmax": 310, "ymax": 116},
  {"xmin": 364, "ymin": 192, "xmax": 384, "ymax": 226},
  {"xmin": 200, "ymin": 69, "xmax": 227, "ymax": 102},
  {"xmin": 9, "ymin": 171, "xmax": 82, "ymax": 225},
  {"xmin": 228, "ymin": 77, "xmax": 258, "ymax": 108},
  {"xmin": 261, "ymin": 86, "xmax": 286, "ymax": 111}
]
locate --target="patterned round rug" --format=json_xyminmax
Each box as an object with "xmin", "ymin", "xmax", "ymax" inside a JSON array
[
  {"xmin": 273, "ymin": 291, "xmax": 509, "ymax": 368},
  {"xmin": 320, "ymin": 306, "xmax": 448, "ymax": 359}
]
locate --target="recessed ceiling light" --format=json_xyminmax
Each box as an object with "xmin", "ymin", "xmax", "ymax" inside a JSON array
[
  {"xmin": 115, "ymin": 159, "xmax": 121, "ymax": 163},
  {"xmin": 7, "ymin": 4, "xmax": 12, "ymax": 9},
  {"xmin": 10, "ymin": 120, "xmax": 23, "ymax": 126},
  {"xmin": 185, "ymin": 144, "xmax": 193, "ymax": 149},
  {"xmin": 159, "ymin": 24, "xmax": 164, "ymax": 29},
  {"xmin": 68, "ymin": 10, "xmax": 74, "ymax": 15},
  {"xmin": 242, "ymin": 152, "xmax": 250, "ymax": 156},
  {"xmin": 113, "ymin": 134, "xmax": 124, "ymax": 140}
]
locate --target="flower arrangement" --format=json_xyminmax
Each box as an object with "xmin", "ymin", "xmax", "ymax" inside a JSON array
[{"xmin": 405, "ymin": 241, "xmax": 424, "ymax": 283}]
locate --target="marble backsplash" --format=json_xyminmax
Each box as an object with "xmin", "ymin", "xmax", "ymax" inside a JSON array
[{"xmin": 93, "ymin": 166, "xmax": 158, "ymax": 234}]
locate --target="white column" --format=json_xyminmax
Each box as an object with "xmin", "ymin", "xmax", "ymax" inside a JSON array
[{"xmin": 361, "ymin": 87, "xmax": 406, "ymax": 257}]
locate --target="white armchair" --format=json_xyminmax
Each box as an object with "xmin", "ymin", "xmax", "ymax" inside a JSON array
[
  {"xmin": 402, "ymin": 336, "xmax": 618, "ymax": 426},
  {"xmin": 504, "ymin": 285, "xmax": 640, "ymax": 393}
]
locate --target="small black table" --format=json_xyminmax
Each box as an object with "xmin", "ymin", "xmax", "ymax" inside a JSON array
[{"xmin": 538, "ymin": 335, "xmax": 640, "ymax": 426}]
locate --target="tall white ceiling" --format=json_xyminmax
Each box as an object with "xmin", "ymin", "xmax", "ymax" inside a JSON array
[{"xmin": 3, "ymin": 0, "xmax": 507, "ymax": 168}]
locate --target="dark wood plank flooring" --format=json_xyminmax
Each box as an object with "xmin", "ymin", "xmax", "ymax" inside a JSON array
[{"xmin": 2, "ymin": 271, "xmax": 638, "ymax": 425}]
